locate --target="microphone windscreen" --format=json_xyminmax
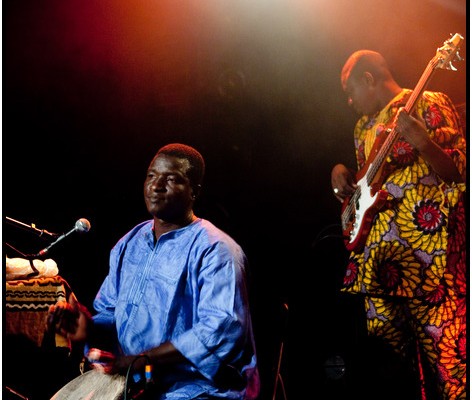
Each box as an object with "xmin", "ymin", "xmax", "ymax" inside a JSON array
[{"xmin": 75, "ymin": 218, "xmax": 91, "ymax": 233}]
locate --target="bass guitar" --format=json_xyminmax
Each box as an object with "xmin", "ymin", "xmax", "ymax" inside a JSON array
[{"xmin": 341, "ymin": 33, "xmax": 463, "ymax": 252}]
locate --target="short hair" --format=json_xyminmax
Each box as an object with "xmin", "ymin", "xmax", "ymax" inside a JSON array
[
  {"xmin": 341, "ymin": 50, "xmax": 393, "ymax": 88},
  {"xmin": 156, "ymin": 143, "xmax": 205, "ymax": 187}
]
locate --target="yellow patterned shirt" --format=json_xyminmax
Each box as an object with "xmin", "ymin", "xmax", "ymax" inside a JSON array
[{"xmin": 342, "ymin": 89, "xmax": 466, "ymax": 299}]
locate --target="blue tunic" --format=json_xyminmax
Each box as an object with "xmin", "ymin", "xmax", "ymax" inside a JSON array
[{"xmin": 92, "ymin": 218, "xmax": 260, "ymax": 399}]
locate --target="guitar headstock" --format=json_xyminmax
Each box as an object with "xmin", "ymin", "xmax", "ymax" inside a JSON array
[{"xmin": 435, "ymin": 33, "xmax": 464, "ymax": 71}]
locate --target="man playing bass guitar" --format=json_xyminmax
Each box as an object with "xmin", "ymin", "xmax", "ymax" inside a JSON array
[{"xmin": 330, "ymin": 44, "xmax": 466, "ymax": 400}]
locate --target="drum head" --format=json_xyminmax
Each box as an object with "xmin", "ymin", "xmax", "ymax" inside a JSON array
[{"xmin": 51, "ymin": 369, "xmax": 126, "ymax": 400}]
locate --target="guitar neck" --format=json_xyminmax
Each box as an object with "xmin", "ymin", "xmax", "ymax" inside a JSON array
[
  {"xmin": 404, "ymin": 58, "xmax": 439, "ymax": 114},
  {"xmin": 365, "ymin": 57, "xmax": 441, "ymax": 187}
]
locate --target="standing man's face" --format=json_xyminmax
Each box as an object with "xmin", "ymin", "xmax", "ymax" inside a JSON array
[{"xmin": 344, "ymin": 74, "xmax": 378, "ymax": 117}]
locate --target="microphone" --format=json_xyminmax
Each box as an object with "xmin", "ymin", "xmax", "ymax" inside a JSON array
[{"xmin": 35, "ymin": 218, "xmax": 91, "ymax": 257}]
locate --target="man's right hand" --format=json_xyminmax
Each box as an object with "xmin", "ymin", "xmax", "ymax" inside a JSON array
[{"xmin": 331, "ymin": 163, "xmax": 358, "ymax": 203}]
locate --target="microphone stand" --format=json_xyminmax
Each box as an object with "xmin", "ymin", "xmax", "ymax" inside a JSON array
[
  {"xmin": 4, "ymin": 215, "xmax": 57, "ymax": 276},
  {"xmin": 272, "ymin": 303, "xmax": 289, "ymax": 400},
  {"xmin": 5, "ymin": 216, "xmax": 59, "ymax": 238},
  {"xmin": 5, "ymin": 385, "xmax": 30, "ymax": 400}
]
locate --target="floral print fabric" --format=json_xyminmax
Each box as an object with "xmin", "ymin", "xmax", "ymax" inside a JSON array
[{"xmin": 341, "ymin": 89, "xmax": 467, "ymax": 399}]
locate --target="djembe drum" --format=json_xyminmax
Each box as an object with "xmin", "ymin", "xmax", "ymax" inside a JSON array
[{"xmin": 50, "ymin": 369, "xmax": 126, "ymax": 400}]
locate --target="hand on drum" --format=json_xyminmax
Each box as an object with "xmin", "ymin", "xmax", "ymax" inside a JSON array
[
  {"xmin": 47, "ymin": 295, "xmax": 91, "ymax": 341},
  {"xmin": 86, "ymin": 348, "xmax": 116, "ymax": 374},
  {"xmin": 86, "ymin": 347, "xmax": 149, "ymax": 376}
]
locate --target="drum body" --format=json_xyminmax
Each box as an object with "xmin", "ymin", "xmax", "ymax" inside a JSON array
[{"xmin": 51, "ymin": 369, "xmax": 126, "ymax": 400}]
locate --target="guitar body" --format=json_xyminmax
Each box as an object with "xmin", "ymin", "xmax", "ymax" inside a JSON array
[
  {"xmin": 342, "ymin": 165, "xmax": 389, "ymax": 252},
  {"xmin": 341, "ymin": 124, "xmax": 392, "ymax": 251}
]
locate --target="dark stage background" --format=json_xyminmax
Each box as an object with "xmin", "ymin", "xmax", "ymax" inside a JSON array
[{"xmin": 3, "ymin": 1, "xmax": 467, "ymax": 399}]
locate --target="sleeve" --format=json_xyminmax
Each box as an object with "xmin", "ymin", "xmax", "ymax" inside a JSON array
[
  {"xmin": 418, "ymin": 91, "xmax": 467, "ymax": 180},
  {"xmin": 85, "ymin": 239, "xmax": 124, "ymax": 354},
  {"xmin": 171, "ymin": 241, "xmax": 251, "ymax": 381}
]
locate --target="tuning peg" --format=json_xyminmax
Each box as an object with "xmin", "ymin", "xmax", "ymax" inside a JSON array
[{"xmin": 448, "ymin": 61, "xmax": 458, "ymax": 72}]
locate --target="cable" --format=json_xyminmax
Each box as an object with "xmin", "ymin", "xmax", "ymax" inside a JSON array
[
  {"xmin": 5, "ymin": 242, "xmax": 30, "ymax": 258},
  {"xmin": 123, "ymin": 354, "xmax": 152, "ymax": 400},
  {"xmin": 310, "ymin": 223, "xmax": 344, "ymax": 248}
]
